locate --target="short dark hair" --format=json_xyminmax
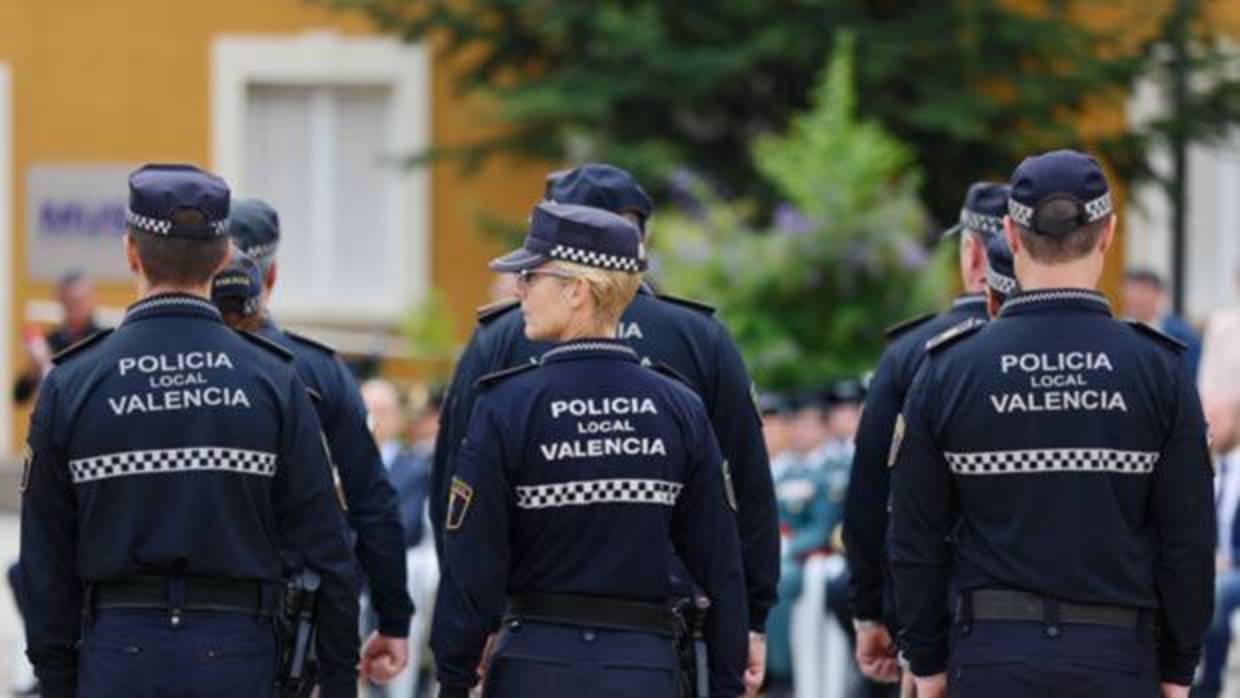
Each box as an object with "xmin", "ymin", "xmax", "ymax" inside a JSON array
[
  {"xmin": 1124, "ymin": 267, "xmax": 1164, "ymax": 289},
  {"xmin": 130, "ymin": 209, "xmax": 229, "ymax": 287},
  {"xmin": 1015, "ymin": 199, "xmax": 1108, "ymax": 264}
]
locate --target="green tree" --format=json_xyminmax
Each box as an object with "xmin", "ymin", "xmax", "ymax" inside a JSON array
[
  {"xmin": 652, "ymin": 35, "xmax": 948, "ymax": 389},
  {"xmin": 327, "ymin": 0, "xmax": 1239, "ymax": 227}
]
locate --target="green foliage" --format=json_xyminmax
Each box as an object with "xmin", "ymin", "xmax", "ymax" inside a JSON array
[
  {"xmin": 652, "ymin": 36, "xmax": 948, "ymax": 389},
  {"xmin": 326, "ymin": 0, "xmax": 1240, "ymax": 226},
  {"xmin": 401, "ymin": 288, "xmax": 459, "ymax": 377}
]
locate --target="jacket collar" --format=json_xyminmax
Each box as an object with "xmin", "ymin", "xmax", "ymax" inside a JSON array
[
  {"xmin": 540, "ymin": 338, "xmax": 640, "ymax": 365},
  {"xmin": 123, "ymin": 292, "xmax": 222, "ymax": 325},
  {"xmin": 998, "ymin": 288, "xmax": 1112, "ymax": 318}
]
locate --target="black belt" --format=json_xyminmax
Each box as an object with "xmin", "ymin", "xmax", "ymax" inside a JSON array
[
  {"xmin": 506, "ymin": 593, "xmax": 677, "ymax": 637},
  {"xmin": 92, "ymin": 576, "xmax": 275, "ymax": 616},
  {"xmin": 958, "ymin": 589, "xmax": 1146, "ymax": 631}
]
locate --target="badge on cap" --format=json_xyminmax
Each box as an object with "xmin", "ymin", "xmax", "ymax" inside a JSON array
[{"xmin": 446, "ymin": 476, "xmax": 475, "ymax": 531}]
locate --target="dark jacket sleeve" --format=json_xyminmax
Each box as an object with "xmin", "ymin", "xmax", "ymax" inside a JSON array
[
  {"xmin": 843, "ymin": 347, "xmax": 903, "ymax": 622},
  {"xmin": 888, "ymin": 364, "xmax": 956, "ymax": 678},
  {"xmin": 672, "ymin": 398, "xmax": 748, "ymax": 698},
  {"xmin": 326, "ymin": 358, "xmax": 413, "ymax": 637},
  {"xmin": 431, "ymin": 329, "xmax": 489, "ymax": 555},
  {"xmin": 272, "ymin": 372, "xmax": 360, "ymax": 698},
  {"xmin": 431, "ymin": 400, "xmax": 512, "ymax": 692},
  {"xmin": 19, "ymin": 374, "xmax": 81, "ymax": 698},
  {"xmin": 1152, "ymin": 372, "xmax": 1215, "ymax": 685},
  {"xmin": 708, "ymin": 321, "xmax": 779, "ymax": 632}
]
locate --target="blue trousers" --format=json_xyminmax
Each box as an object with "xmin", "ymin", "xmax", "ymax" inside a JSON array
[
  {"xmin": 482, "ymin": 621, "xmax": 680, "ymax": 698},
  {"xmin": 78, "ymin": 609, "xmax": 278, "ymax": 698},
  {"xmin": 1199, "ymin": 569, "xmax": 1240, "ymax": 697},
  {"xmin": 948, "ymin": 620, "xmax": 1159, "ymax": 698}
]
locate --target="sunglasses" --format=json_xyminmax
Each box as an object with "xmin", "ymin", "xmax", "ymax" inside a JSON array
[{"xmin": 516, "ymin": 268, "xmax": 578, "ymax": 286}]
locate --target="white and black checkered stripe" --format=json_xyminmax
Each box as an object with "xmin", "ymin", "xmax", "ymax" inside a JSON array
[
  {"xmin": 945, "ymin": 448, "xmax": 1158, "ymax": 476},
  {"xmin": 548, "ymin": 244, "xmax": 641, "ymax": 271},
  {"xmin": 985, "ymin": 267, "xmax": 1018, "ymax": 295},
  {"xmin": 68, "ymin": 447, "xmax": 277, "ymax": 484},
  {"xmin": 241, "ymin": 240, "xmax": 278, "ymax": 262},
  {"xmin": 127, "ymin": 209, "xmax": 228, "ymax": 236},
  {"xmin": 1008, "ymin": 193, "xmax": 1112, "ymax": 228},
  {"xmin": 960, "ymin": 209, "xmax": 1004, "ymax": 236},
  {"xmin": 515, "ymin": 478, "xmax": 683, "ymax": 509}
]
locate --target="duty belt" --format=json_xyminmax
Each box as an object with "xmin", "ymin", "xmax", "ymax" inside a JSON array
[
  {"xmin": 506, "ymin": 592, "xmax": 677, "ymax": 637},
  {"xmin": 92, "ymin": 576, "xmax": 276, "ymax": 617},
  {"xmin": 957, "ymin": 589, "xmax": 1148, "ymax": 632}
]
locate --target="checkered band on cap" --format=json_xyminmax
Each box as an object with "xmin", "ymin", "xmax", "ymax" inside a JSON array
[
  {"xmin": 945, "ymin": 448, "xmax": 1158, "ymax": 476},
  {"xmin": 1008, "ymin": 193, "xmax": 1112, "ymax": 229},
  {"xmin": 515, "ymin": 478, "xmax": 683, "ymax": 509},
  {"xmin": 69, "ymin": 447, "xmax": 277, "ymax": 484},
  {"xmin": 548, "ymin": 244, "xmax": 642, "ymax": 272},
  {"xmin": 126, "ymin": 209, "xmax": 229, "ymax": 236},
  {"xmin": 960, "ymin": 209, "xmax": 1004, "ymax": 236},
  {"xmin": 1007, "ymin": 199, "xmax": 1035, "ymax": 228},
  {"xmin": 985, "ymin": 267, "xmax": 1018, "ymax": 295},
  {"xmin": 241, "ymin": 240, "xmax": 278, "ymax": 261}
]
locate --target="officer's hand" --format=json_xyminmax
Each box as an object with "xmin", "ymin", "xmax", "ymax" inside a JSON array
[
  {"xmin": 743, "ymin": 632, "xmax": 766, "ymax": 697},
  {"xmin": 476, "ymin": 632, "xmax": 498, "ymax": 684},
  {"xmin": 912, "ymin": 673, "xmax": 946, "ymax": 698},
  {"xmin": 358, "ymin": 631, "xmax": 409, "ymax": 684},
  {"xmin": 854, "ymin": 623, "xmax": 901, "ymax": 683},
  {"xmin": 1160, "ymin": 683, "xmax": 1189, "ymax": 698}
]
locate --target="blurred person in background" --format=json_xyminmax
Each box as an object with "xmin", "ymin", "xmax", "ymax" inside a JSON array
[
  {"xmin": 1198, "ymin": 419, "xmax": 1240, "ymax": 698},
  {"xmin": 362, "ymin": 379, "xmax": 438, "ymax": 698},
  {"xmin": 760, "ymin": 392, "xmax": 796, "ymax": 467},
  {"xmin": 13, "ymin": 269, "xmax": 101, "ymax": 404},
  {"xmin": 228, "ymin": 198, "xmax": 414, "ymax": 687},
  {"xmin": 1124, "ymin": 268, "xmax": 1201, "ymax": 380},
  {"xmin": 1199, "ymin": 265, "xmax": 1240, "ymax": 469}
]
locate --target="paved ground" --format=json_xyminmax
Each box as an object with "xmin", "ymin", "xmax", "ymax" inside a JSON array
[{"xmin": 0, "ymin": 512, "xmax": 28, "ymax": 695}]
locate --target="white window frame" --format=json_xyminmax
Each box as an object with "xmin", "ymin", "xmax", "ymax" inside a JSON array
[
  {"xmin": 211, "ymin": 32, "xmax": 431, "ymax": 325},
  {"xmin": 0, "ymin": 63, "xmax": 12, "ymax": 452}
]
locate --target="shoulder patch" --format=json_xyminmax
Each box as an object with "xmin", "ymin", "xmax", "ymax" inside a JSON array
[
  {"xmin": 241, "ymin": 331, "xmax": 294, "ymax": 361},
  {"xmin": 476, "ymin": 299, "xmax": 520, "ymax": 325},
  {"xmin": 656, "ymin": 293, "xmax": 716, "ymax": 315},
  {"xmin": 884, "ymin": 312, "xmax": 936, "ymax": 340},
  {"xmin": 642, "ymin": 357, "xmax": 693, "ymax": 388},
  {"xmin": 474, "ymin": 359, "xmax": 539, "ymax": 389},
  {"xmin": 284, "ymin": 329, "xmax": 336, "ymax": 355},
  {"xmin": 51, "ymin": 329, "xmax": 114, "ymax": 365},
  {"xmin": 1125, "ymin": 320, "xmax": 1187, "ymax": 352},
  {"xmin": 925, "ymin": 317, "xmax": 985, "ymax": 354}
]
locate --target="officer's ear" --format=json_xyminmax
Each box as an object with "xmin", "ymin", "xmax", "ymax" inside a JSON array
[
  {"xmin": 1003, "ymin": 217, "xmax": 1022, "ymax": 259},
  {"xmin": 264, "ymin": 261, "xmax": 278, "ymax": 293},
  {"xmin": 123, "ymin": 232, "xmax": 142, "ymax": 275},
  {"xmin": 1097, "ymin": 214, "xmax": 1117, "ymax": 255}
]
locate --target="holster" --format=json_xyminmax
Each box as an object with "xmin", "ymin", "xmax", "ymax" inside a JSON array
[
  {"xmin": 275, "ymin": 571, "xmax": 321, "ymax": 698},
  {"xmin": 671, "ymin": 594, "xmax": 711, "ymax": 698}
]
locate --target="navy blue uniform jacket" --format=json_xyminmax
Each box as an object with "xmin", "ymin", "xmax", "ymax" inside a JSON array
[
  {"xmin": 430, "ymin": 340, "xmax": 747, "ymax": 696},
  {"xmin": 433, "ymin": 287, "xmax": 778, "ymax": 631},
  {"xmin": 19, "ymin": 294, "xmax": 360, "ymax": 697}
]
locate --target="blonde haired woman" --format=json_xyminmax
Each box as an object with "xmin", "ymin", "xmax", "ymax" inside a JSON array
[{"xmin": 431, "ymin": 202, "xmax": 748, "ymax": 698}]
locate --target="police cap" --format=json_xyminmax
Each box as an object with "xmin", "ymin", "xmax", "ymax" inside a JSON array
[
  {"xmin": 490, "ymin": 202, "xmax": 647, "ymax": 274},
  {"xmin": 546, "ymin": 164, "xmax": 654, "ymax": 229},
  {"xmin": 210, "ymin": 246, "xmax": 263, "ymax": 317},
  {"xmin": 228, "ymin": 199, "xmax": 281, "ymax": 269},
  {"xmin": 942, "ymin": 182, "xmax": 1009, "ymax": 238},
  {"xmin": 1008, "ymin": 149, "xmax": 1112, "ymax": 237},
  {"xmin": 984, "ymin": 233, "xmax": 1018, "ymax": 296},
  {"xmin": 126, "ymin": 164, "xmax": 230, "ymax": 239}
]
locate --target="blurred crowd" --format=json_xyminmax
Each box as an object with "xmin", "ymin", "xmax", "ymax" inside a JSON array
[{"xmin": 10, "ymin": 256, "xmax": 1240, "ymax": 697}]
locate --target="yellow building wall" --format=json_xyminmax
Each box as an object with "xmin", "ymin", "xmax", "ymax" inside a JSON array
[{"xmin": 0, "ymin": 0, "xmax": 547, "ymax": 446}]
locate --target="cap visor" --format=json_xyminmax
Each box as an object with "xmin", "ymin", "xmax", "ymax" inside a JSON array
[
  {"xmin": 939, "ymin": 222, "xmax": 964, "ymax": 239},
  {"xmin": 488, "ymin": 248, "xmax": 548, "ymax": 273}
]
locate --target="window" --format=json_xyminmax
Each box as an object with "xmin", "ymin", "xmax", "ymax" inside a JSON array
[{"xmin": 212, "ymin": 33, "xmax": 429, "ymax": 323}]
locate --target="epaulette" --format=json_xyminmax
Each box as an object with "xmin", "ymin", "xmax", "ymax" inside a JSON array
[
  {"xmin": 642, "ymin": 357, "xmax": 693, "ymax": 388},
  {"xmin": 925, "ymin": 317, "xmax": 985, "ymax": 353},
  {"xmin": 474, "ymin": 360, "xmax": 539, "ymax": 389},
  {"xmin": 241, "ymin": 331, "xmax": 294, "ymax": 361},
  {"xmin": 284, "ymin": 329, "xmax": 335, "ymax": 355},
  {"xmin": 656, "ymin": 293, "xmax": 716, "ymax": 315},
  {"xmin": 476, "ymin": 299, "xmax": 520, "ymax": 325},
  {"xmin": 1125, "ymin": 320, "xmax": 1187, "ymax": 352},
  {"xmin": 884, "ymin": 312, "xmax": 936, "ymax": 340},
  {"xmin": 51, "ymin": 329, "xmax": 114, "ymax": 365}
]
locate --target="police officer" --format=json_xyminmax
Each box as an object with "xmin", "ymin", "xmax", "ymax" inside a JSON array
[
  {"xmin": 983, "ymin": 232, "xmax": 1018, "ymax": 318},
  {"xmin": 228, "ymin": 198, "xmax": 415, "ymax": 683},
  {"xmin": 430, "ymin": 201, "xmax": 747, "ymax": 697},
  {"xmin": 889, "ymin": 150, "xmax": 1214, "ymax": 698},
  {"xmin": 432, "ymin": 164, "xmax": 778, "ymax": 692},
  {"xmin": 842, "ymin": 182, "xmax": 1007, "ymax": 683},
  {"xmin": 211, "ymin": 246, "xmax": 265, "ymax": 329},
  {"xmin": 19, "ymin": 164, "xmax": 360, "ymax": 697}
]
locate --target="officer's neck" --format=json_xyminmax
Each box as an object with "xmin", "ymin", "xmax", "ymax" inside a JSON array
[
  {"xmin": 1014, "ymin": 257, "xmax": 1103, "ymax": 294},
  {"xmin": 138, "ymin": 279, "xmax": 213, "ymax": 301},
  {"xmin": 556, "ymin": 317, "xmax": 617, "ymax": 342}
]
